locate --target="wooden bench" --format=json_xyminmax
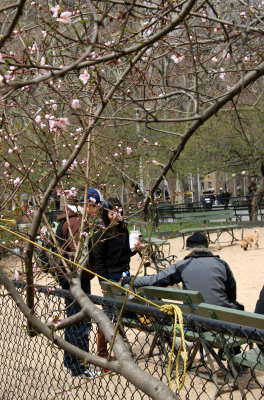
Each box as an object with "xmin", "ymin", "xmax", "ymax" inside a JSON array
[
  {"xmin": 136, "ymin": 220, "xmax": 171, "ymax": 256},
  {"xmin": 100, "ymin": 282, "xmax": 261, "ymax": 395},
  {"xmin": 100, "ymin": 282, "xmax": 204, "ymax": 334},
  {"xmin": 99, "ymin": 283, "xmax": 245, "ymax": 382},
  {"xmin": 130, "ymin": 220, "xmax": 173, "ymax": 274},
  {"xmin": 197, "ymin": 303, "xmax": 264, "ymax": 392},
  {"xmin": 233, "ymin": 203, "xmax": 264, "ymax": 222},
  {"xmin": 174, "ymin": 209, "xmax": 244, "ymax": 248}
]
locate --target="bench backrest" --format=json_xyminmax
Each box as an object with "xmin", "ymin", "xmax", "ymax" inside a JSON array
[
  {"xmin": 174, "ymin": 209, "xmax": 236, "ymax": 224},
  {"xmin": 100, "ymin": 281, "xmax": 146, "ymax": 305},
  {"xmin": 100, "ymin": 282, "xmax": 204, "ymax": 314},
  {"xmin": 139, "ymin": 286, "xmax": 204, "ymax": 313},
  {"xmin": 198, "ymin": 303, "xmax": 264, "ymax": 330}
]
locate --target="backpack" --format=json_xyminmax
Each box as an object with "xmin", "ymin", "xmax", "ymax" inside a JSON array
[{"xmin": 34, "ymin": 218, "xmax": 68, "ymax": 283}]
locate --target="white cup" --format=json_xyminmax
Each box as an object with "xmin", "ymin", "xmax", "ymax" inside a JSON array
[{"xmin": 129, "ymin": 230, "xmax": 140, "ymax": 251}]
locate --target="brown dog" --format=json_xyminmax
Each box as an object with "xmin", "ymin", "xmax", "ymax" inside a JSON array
[{"xmin": 241, "ymin": 230, "xmax": 259, "ymax": 251}]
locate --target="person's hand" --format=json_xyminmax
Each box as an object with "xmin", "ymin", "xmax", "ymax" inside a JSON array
[
  {"xmin": 134, "ymin": 239, "xmax": 141, "ymax": 251},
  {"xmin": 121, "ymin": 276, "xmax": 131, "ymax": 287}
]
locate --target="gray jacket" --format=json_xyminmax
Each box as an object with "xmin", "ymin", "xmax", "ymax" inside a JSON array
[{"xmin": 133, "ymin": 249, "xmax": 237, "ymax": 308}]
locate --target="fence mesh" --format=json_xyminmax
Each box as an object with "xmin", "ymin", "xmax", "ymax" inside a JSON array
[{"xmin": 0, "ymin": 281, "xmax": 264, "ymax": 400}]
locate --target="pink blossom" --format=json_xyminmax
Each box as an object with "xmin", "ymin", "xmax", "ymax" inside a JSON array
[
  {"xmin": 64, "ymin": 187, "xmax": 77, "ymax": 198},
  {"xmin": 14, "ymin": 269, "xmax": 20, "ymax": 280},
  {"xmin": 14, "ymin": 177, "xmax": 21, "ymax": 186},
  {"xmin": 49, "ymin": 117, "xmax": 70, "ymax": 131},
  {"xmin": 5, "ymin": 71, "xmax": 14, "ymax": 82},
  {"xmin": 52, "ymin": 104, "xmax": 57, "ymax": 111},
  {"xmin": 51, "ymin": 5, "xmax": 60, "ymax": 18},
  {"xmin": 79, "ymin": 69, "xmax": 90, "ymax": 85},
  {"xmin": 49, "ymin": 120, "xmax": 57, "ymax": 131},
  {"xmin": 42, "ymin": 31, "xmax": 47, "ymax": 38},
  {"xmin": 113, "ymin": 153, "xmax": 119, "ymax": 157},
  {"xmin": 4, "ymin": 162, "xmax": 10, "ymax": 168},
  {"xmin": 35, "ymin": 115, "xmax": 42, "ymax": 123},
  {"xmin": 212, "ymin": 56, "xmax": 218, "ymax": 63},
  {"xmin": 57, "ymin": 11, "xmax": 72, "ymax": 24},
  {"xmin": 68, "ymin": 160, "xmax": 78, "ymax": 171},
  {"xmin": 41, "ymin": 226, "xmax": 48, "ymax": 234},
  {"xmin": 126, "ymin": 147, "xmax": 132, "ymax": 155},
  {"xmin": 71, "ymin": 99, "xmax": 80, "ymax": 109},
  {"xmin": 171, "ymin": 54, "xmax": 185, "ymax": 64},
  {"xmin": 152, "ymin": 160, "xmax": 159, "ymax": 165}
]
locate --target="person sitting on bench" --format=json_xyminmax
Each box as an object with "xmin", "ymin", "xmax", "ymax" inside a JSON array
[
  {"xmin": 121, "ymin": 232, "xmax": 243, "ymax": 310},
  {"xmin": 122, "ymin": 232, "xmax": 248, "ymax": 373}
]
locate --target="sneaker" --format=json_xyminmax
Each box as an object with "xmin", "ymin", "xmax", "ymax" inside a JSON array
[
  {"xmin": 82, "ymin": 367, "xmax": 101, "ymax": 378},
  {"xmin": 72, "ymin": 366, "xmax": 101, "ymax": 378}
]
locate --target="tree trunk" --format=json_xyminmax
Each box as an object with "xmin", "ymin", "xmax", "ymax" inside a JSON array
[{"xmin": 252, "ymin": 178, "xmax": 264, "ymax": 221}]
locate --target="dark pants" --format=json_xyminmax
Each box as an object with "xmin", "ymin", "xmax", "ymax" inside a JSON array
[
  {"xmin": 103, "ymin": 271, "xmax": 130, "ymax": 321},
  {"xmin": 63, "ymin": 281, "xmax": 91, "ymax": 376}
]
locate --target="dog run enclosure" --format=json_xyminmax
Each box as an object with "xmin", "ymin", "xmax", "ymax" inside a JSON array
[{"xmin": 0, "ymin": 282, "xmax": 264, "ymax": 400}]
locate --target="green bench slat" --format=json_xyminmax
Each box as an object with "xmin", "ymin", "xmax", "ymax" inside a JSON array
[
  {"xmin": 139, "ymin": 286, "xmax": 204, "ymax": 305},
  {"xmin": 163, "ymin": 326, "xmax": 245, "ymax": 348},
  {"xmin": 233, "ymin": 348, "xmax": 264, "ymax": 370},
  {"xmin": 180, "ymin": 225, "xmax": 240, "ymax": 234},
  {"xmin": 198, "ymin": 303, "xmax": 264, "ymax": 330}
]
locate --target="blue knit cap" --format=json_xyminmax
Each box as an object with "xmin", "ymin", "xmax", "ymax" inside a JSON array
[{"xmin": 80, "ymin": 188, "xmax": 103, "ymax": 205}]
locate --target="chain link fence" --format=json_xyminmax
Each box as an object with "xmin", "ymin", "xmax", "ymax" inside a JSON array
[{"xmin": 0, "ymin": 281, "xmax": 264, "ymax": 399}]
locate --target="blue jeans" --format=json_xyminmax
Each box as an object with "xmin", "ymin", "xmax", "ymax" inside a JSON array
[
  {"xmin": 103, "ymin": 272, "xmax": 130, "ymax": 321},
  {"xmin": 63, "ymin": 281, "xmax": 91, "ymax": 376}
]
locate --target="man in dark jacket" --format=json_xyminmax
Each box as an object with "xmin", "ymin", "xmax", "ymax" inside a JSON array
[
  {"xmin": 57, "ymin": 187, "xmax": 103, "ymax": 378},
  {"xmin": 254, "ymin": 285, "xmax": 264, "ymax": 353},
  {"xmin": 122, "ymin": 232, "xmax": 239, "ymax": 309}
]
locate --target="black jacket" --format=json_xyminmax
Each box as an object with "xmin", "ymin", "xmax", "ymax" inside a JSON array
[
  {"xmin": 255, "ymin": 285, "xmax": 264, "ymax": 353},
  {"xmin": 93, "ymin": 226, "xmax": 135, "ymax": 280},
  {"xmin": 132, "ymin": 249, "xmax": 237, "ymax": 308},
  {"xmin": 255, "ymin": 286, "xmax": 264, "ymax": 315}
]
